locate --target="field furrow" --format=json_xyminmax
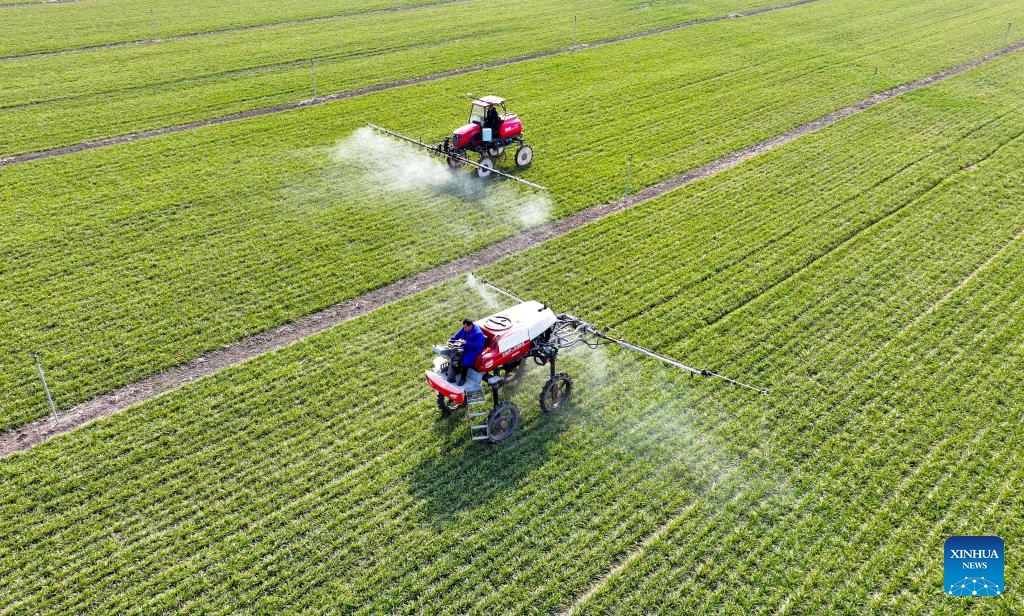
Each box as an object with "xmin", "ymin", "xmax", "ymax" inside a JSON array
[
  {"xmin": 1, "ymin": 39, "xmax": 1022, "ymax": 612},
  {"xmin": 3, "ymin": 0, "xmax": 1024, "ymax": 432}
]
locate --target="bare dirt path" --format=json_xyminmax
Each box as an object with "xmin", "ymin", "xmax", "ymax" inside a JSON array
[
  {"xmin": 0, "ymin": 0, "xmax": 473, "ymax": 62},
  {"xmin": 0, "ymin": 0, "xmax": 818, "ymax": 168},
  {"xmin": 2, "ymin": 41, "xmax": 1021, "ymax": 456},
  {"xmin": 0, "ymin": 0, "xmax": 78, "ymax": 9}
]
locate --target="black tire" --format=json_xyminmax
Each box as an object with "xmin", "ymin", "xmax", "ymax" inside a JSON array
[
  {"xmin": 476, "ymin": 157, "xmax": 494, "ymax": 178},
  {"xmin": 539, "ymin": 373, "xmax": 573, "ymax": 413},
  {"xmin": 487, "ymin": 402, "xmax": 520, "ymax": 443},
  {"xmin": 515, "ymin": 145, "xmax": 534, "ymax": 168},
  {"xmin": 437, "ymin": 392, "xmax": 465, "ymax": 417},
  {"xmin": 487, "ymin": 145, "xmax": 506, "ymax": 157}
]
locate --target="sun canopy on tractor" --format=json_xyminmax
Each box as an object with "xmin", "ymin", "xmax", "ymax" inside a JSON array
[{"xmin": 473, "ymin": 95, "xmax": 506, "ymax": 106}]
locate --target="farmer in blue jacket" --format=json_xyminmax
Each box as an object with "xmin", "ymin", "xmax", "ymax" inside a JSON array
[{"xmin": 450, "ymin": 318, "xmax": 486, "ymax": 386}]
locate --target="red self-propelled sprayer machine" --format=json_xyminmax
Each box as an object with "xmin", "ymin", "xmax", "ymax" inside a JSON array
[
  {"xmin": 369, "ymin": 95, "xmax": 544, "ymax": 190},
  {"xmin": 426, "ymin": 278, "xmax": 768, "ymax": 444}
]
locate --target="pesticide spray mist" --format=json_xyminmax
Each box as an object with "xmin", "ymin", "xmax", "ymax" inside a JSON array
[
  {"xmin": 464, "ymin": 274, "xmax": 502, "ymax": 311},
  {"xmin": 332, "ymin": 127, "xmax": 553, "ymax": 227}
]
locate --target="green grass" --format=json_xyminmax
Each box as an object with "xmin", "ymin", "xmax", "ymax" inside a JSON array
[
  {"xmin": 1, "ymin": 40, "xmax": 1022, "ymax": 613},
  {"xmin": 3, "ymin": 0, "xmax": 1023, "ymax": 431},
  {"xmin": 0, "ymin": 0, "xmax": 450, "ymax": 56},
  {"xmin": 0, "ymin": 0, "xmax": 792, "ymax": 155}
]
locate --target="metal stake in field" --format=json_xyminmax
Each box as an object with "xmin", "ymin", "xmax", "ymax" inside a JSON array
[
  {"xmin": 624, "ymin": 153, "xmax": 633, "ymax": 197},
  {"xmin": 867, "ymin": 67, "xmax": 878, "ymax": 98},
  {"xmin": 1002, "ymin": 23, "xmax": 1013, "ymax": 49},
  {"xmin": 573, "ymin": 16, "xmax": 577, "ymax": 48},
  {"xmin": 149, "ymin": 10, "xmax": 158, "ymax": 40},
  {"xmin": 310, "ymin": 58, "xmax": 317, "ymax": 98},
  {"xmin": 32, "ymin": 353, "xmax": 59, "ymax": 424}
]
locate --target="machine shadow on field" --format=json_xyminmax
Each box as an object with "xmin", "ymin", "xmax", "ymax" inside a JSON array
[{"xmin": 407, "ymin": 392, "xmax": 574, "ymax": 521}]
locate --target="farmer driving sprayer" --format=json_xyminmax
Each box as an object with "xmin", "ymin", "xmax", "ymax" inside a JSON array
[{"xmin": 444, "ymin": 319, "xmax": 486, "ymax": 386}]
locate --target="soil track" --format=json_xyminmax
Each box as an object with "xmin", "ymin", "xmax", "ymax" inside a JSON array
[
  {"xmin": 0, "ymin": 0, "xmax": 473, "ymax": 62},
  {"xmin": 0, "ymin": 0, "xmax": 78, "ymax": 9},
  {"xmin": 0, "ymin": 0, "xmax": 818, "ymax": 168},
  {"xmin": 3, "ymin": 40, "xmax": 1022, "ymax": 456}
]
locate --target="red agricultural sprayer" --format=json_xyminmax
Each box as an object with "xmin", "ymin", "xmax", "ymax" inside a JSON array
[
  {"xmin": 369, "ymin": 94, "xmax": 544, "ymax": 190},
  {"xmin": 426, "ymin": 277, "xmax": 768, "ymax": 443}
]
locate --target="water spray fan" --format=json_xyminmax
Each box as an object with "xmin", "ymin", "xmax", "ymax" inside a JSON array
[
  {"xmin": 368, "ymin": 94, "xmax": 546, "ymax": 191},
  {"xmin": 424, "ymin": 275, "xmax": 767, "ymax": 445}
]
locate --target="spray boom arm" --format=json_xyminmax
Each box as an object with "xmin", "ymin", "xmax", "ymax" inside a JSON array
[
  {"xmin": 366, "ymin": 123, "xmax": 547, "ymax": 191},
  {"xmin": 475, "ymin": 277, "xmax": 768, "ymax": 394}
]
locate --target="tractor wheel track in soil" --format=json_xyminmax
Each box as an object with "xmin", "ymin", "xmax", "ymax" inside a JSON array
[
  {"xmin": 0, "ymin": 0, "xmax": 77, "ymax": 9},
  {"xmin": 0, "ymin": 0, "xmax": 819, "ymax": 167},
  {"xmin": 0, "ymin": 0, "xmax": 474, "ymax": 62},
  {"xmin": 1, "ymin": 39, "xmax": 1022, "ymax": 457}
]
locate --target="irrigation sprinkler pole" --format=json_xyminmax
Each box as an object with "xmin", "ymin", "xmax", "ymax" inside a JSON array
[
  {"xmin": 1002, "ymin": 23, "xmax": 1013, "ymax": 49},
  {"xmin": 32, "ymin": 353, "xmax": 59, "ymax": 424},
  {"xmin": 149, "ymin": 10, "xmax": 158, "ymax": 40},
  {"xmin": 624, "ymin": 154, "xmax": 633, "ymax": 197},
  {"xmin": 311, "ymin": 58, "xmax": 317, "ymax": 98},
  {"xmin": 867, "ymin": 67, "xmax": 878, "ymax": 97}
]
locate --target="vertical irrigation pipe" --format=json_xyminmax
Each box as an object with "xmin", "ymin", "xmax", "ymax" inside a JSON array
[
  {"xmin": 867, "ymin": 67, "xmax": 878, "ymax": 97},
  {"xmin": 149, "ymin": 10, "xmax": 158, "ymax": 40},
  {"xmin": 1002, "ymin": 23, "xmax": 1013, "ymax": 49},
  {"xmin": 32, "ymin": 354, "xmax": 59, "ymax": 424},
  {"xmin": 573, "ymin": 16, "xmax": 577, "ymax": 48}
]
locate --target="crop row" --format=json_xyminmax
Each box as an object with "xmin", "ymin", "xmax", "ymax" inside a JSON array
[
  {"xmin": 1, "ymin": 45, "xmax": 1023, "ymax": 612},
  {"xmin": 0, "ymin": 0, "xmax": 453, "ymax": 56},
  {"xmin": 4, "ymin": 0, "xmax": 1019, "ymax": 158},
  {"xmin": 0, "ymin": 0, "xmax": 802, "ymax": 156},
  {"xmin": 581, "ymin": 237, "xmax": 1024, "ymax": 612},
  {"xmin": 3, "ymin": 0, "xmax": 1022, "ymax": 432}
]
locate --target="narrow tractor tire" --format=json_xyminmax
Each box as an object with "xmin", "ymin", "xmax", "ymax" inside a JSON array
[
  {"xmin": 447, "ymin": 154, "xmax": 463, "ymax": 168},
  {"xmin": 437, "ymin": 393, "xmax": 465, "ymax": 417},
  {"xmin": 487, "ymin": 402, "xmax": 520, "ymax": 443},
  {"xmin": 487, "ymin": 145, "xmax": 506, "ymax": 157},
  {"xmin": 476, "ymin": 157, "xmax": 494, "ymax": 178},
  {"xmin": 539, "ymin": 373, "xmax": 573, "ymax": 413},
  {"xmin": 515, "ymin": 145, "xmax": 534, "ymax": 168}
]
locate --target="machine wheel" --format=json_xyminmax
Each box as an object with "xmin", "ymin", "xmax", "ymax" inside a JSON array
[
  {"xmin": 515, "ymin": 145, "xmax": 534, "ymax": 168},
  {"xmin": 447, "ymin": 155, "xmax": 463, "ymax": 168},
  {"xmin": 539, "ymin": 373, "xmax": 573, "ymax": 413},
  {"xmin": 476, "ymin": 157, "xmax": 494, "ymax": 178},
  {"xmin": 487, "ymin": 402, "xmax": 520, "ymax": 443},
  {"xmin": 487, "ymin": 145, "xmax": 506, "ymax": 157},
  {"xmin": 437, "ymin": 393, "xmax": 465, "ymax": 418}
]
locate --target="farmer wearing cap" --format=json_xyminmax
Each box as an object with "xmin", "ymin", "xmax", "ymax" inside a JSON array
[{"xmin": 449, "ymin": 318, "xmax": 486, "ymax": 386}]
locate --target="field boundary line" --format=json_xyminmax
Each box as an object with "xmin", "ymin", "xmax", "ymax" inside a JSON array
[
  {"xmin": 0, "ymin": 0, "xmax": 820, "ymax": 167},
  {"xmin": 2, "ymin": 40, "xmax": 1022, "ymax": 456},
  {"xmin": 916, "ymin": 224, "xmax": 1024, "ymax": 324},
  {"xmin": 0, "ymin": 0, "xmax": 474, "ymax": 62},
  {"xmin": 562, "ymin": 501, "xmax": 702, "ymax": 614},
  {"xmin": 0, "ymin": 0, "xmax": 77, "ymax": 9}
]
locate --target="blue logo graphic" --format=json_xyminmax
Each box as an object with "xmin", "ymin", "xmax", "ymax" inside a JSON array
[{"xmin": 945, "ymin": 536, "xmax": 1004, "ymax": 597}]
